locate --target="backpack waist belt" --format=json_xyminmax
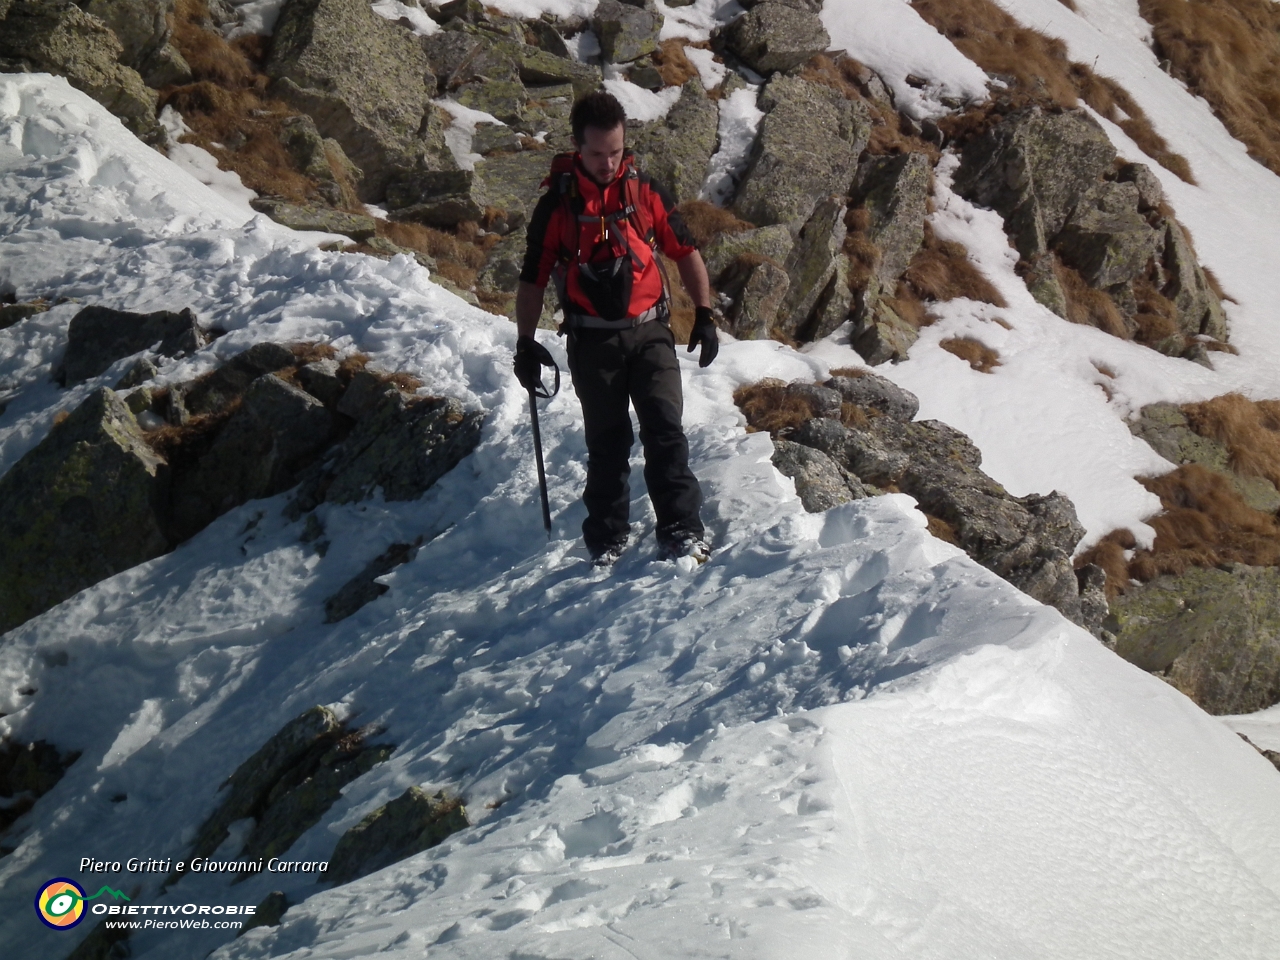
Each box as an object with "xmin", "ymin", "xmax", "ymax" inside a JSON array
[{"xmin": 565, "ymin": 304, "xmax": 666, "ymax": 330}]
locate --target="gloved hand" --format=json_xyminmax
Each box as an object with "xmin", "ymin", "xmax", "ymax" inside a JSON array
[
  {"xmin": 687, "ymin": 306, "xmax": 719, "ymax": 368},
  {"xmin": 514, "ymin": 335, "xmax": 555, "ymax": 393}
]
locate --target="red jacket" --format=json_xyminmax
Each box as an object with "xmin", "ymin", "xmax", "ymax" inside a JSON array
[{"xmin": 520, "ymin": 152, "xmax": 698, "ymax": 320}]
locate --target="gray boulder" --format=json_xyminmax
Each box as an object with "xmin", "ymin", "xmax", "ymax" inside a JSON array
[
  {"xmin": 850, "ymin": 297, "xmax": 918, "ymax": 365},
  {"xmin": 328, "ymin": 786, "xmax": 468, "ymax": 886},
  {"xmin": 0, "ymin": 389, "xmax": 168, "ymax": 635},
  {"xmin": 239, "ymin": 892, "xmax": 289, "ymax": 935},
  {"xmin": 954, "ymin": 107, "xmax": 1115, "ymax": 261},
  {"xmin": 278, "ymin": 114, "xmax": 361, "ymax": 205},
  {"xmin": 731, "ymin": 75, "xmax": 870, "ymax": 229},
  {"xmin": 718, "ymin": 2, "xmax": 830, "ymax": 75},
  {"xmin": 168, "ymin": 374, "xmax": 334, "ymax": 541},
  {"xmin": 1109, "ymin": 565, "xmax": 1280, "ymax": 715},
  {"xmin": 720, "ymin": 257, "xmax": 790, "ymax": 340},
  {"xmin": 1055, "ymin": 183, "xmax": 1160, "ymax": 289},
  {"xmin": 267, "ymin": 0, "xmax": 440, "ymax": 200},
  {"xmin": 0, "ymin": 0, "xmax": 163, "ymax": 144},
  {"xmin": 290, "ymin": 382, "xmax": 484, "ymax": 512},
  {"xmin": 853, "ymin": 152, "xmax": 931, "ymax": 290},
  {"xmin": 774, "ymin": 197, "xmax": 847, "ymax": 341},
  {"xmin": 295, "ymin": 358, "xmax": 344, "ymax": 407},
  {"xmin": 250, "ymin": 198, "xmax": 377, "ymax": 240},
  {"xmin": 168, "ymin": 341, "xmax": 297, "ymax": 422},
  {"xmin": 825, "ymin": 370, "xmax": 919, "ymax": 421},
  {"xmin": 82, "ymin": 0, "xmax": 191, "ymax": 87},
  {"xmin": 61, "ymin": 305, "xmax": 204, "ymax": 386},
  {"xmin": 593, "ymin": 0, "xmax": 659, "ymax": 64},
  {"xmin": 771, "ymin": 438, "xmax": 869, "ymax": 512},
  {"xmin": 703, "ymin": 225, "xmax": 794, "ymax": 284},
  {"xmin": 631, "ymin": 76, "xmax": 719, "ymax": 204},
  {"xmin": 389, "ymin": 150, "xmax": 547, "ymax": 231},
  {"xmin": 777, "ymin": 406, "xmax": 1089, "ymax": 623},
  {"xmin": 1160, "ymin": 220, "xmax": 1228, "ymax": 340},
  {"xmin": 1116, "ymin": 161, "xmax": 1163, "ymax": 211}
]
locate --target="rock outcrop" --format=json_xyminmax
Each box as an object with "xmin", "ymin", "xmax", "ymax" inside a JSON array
[
  {"xmin": 952, "ymin": 106, "xmax": 1229, "ymax": 355},
  {"xmin": 731, "ymin": 75, "xmax": 870, "ymax": 229},
  {"xmin": 0, "ymin": 389, "xmax": 168, "ymax": 635},
  {"xmin": 0, "ymin": 0, "xmax": 163, "ymax": 144},
  {"xmin": 744, "ymin": 372, "xmax": 1099, "ymax": 629},
  {"xmin": 718, "ymin": 2, "xmax": 830, "ymax": 75},
  {"xmin": 174, "ymin": 706, "xmax": 393, "ymax": 884},
  {"xmin": 59, "ymin": 305, "xmax": 205, "ymax": 385},
  {"xmin": 1108, "ymin": 565, "xmax": 1280, "ymax": 715},
  {"xmin": 82, "ymin": 0, "xmax": 190, "ymax": 87},
  {"xmin": 266, "ymin": 0, "xmax": 442, "ymax": 200},
  {"xmin": 631, "ymin": 76, "xmax": 719, "ymax": 206},
  {"xmin": 327, "ymin": 786, "xmax": 468, "ymax": 886}
]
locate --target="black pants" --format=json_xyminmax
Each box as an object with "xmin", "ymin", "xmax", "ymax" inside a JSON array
[{"xmin": 567, "ymin": 321, "xmax": 704, "ymax": 552}]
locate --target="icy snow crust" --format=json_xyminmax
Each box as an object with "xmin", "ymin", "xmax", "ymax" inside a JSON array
[{"xmin": 3, "ymin": 24, "xmax": 1280, "ymax": 960}]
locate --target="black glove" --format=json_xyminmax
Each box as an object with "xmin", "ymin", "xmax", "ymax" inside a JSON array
[
  {"xmin": 514, "ymin": 335, "xmax": 554, "ymax": 393},
  {"xmin": 687, "ymin": 306, "xmax": 719, "ymax": 368}
]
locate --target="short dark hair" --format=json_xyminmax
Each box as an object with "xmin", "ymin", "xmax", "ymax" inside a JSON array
[{"xmin": 570, "ymin": 91, "xmax": 627, "ymax": 144}]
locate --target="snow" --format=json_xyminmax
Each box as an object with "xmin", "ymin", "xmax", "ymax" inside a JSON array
[
  {"xmin": 683, "ymin": 46, "xmax": 728, "ymax": 91},
  {"xmin": 158, "ymin": 107, "xmax": 258, "ymax": 213},
  {"xmin": 372, "ymin": 0, "xmax": 441, "ymax": 35},
  {"xmin": 433, "ymin": 99, "xmax": 504, "ymax": 171},
  {"xmin": 822, "ymin": 0, "xmax": 992, "ymax": 120},
  {"xmin": 699, "ymin": 86, "xmax": 764, "ymax": 205},
  {"xmin": 601, "ymin": 78, "xmax": 682, "ymax": 123},
  {"xmin": 225, "ymin": 0, "xmax": 289, "ymax": 38},
  {"xmin": 5, "ymin": 0, "xmax": 1280, "ymax": 952}
]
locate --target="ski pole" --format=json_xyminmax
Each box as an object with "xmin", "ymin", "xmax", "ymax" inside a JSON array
[
  {"xmin": 529, "ymin": 389, "xmax": 552, "ymax": 538},
  {"xmin": 528, "ymin": 357, "xmax": 560, "ymax": 540}
]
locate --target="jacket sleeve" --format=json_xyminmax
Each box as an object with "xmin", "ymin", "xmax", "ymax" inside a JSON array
[
  {"xmin": 646, "ymin": 178, "xmax": 698, "ymax": 260},
  {"xmin": 519, "ymin": 191, "xmax": 564, "ymax": 287}
]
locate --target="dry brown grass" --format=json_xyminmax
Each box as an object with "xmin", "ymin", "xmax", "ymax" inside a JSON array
[
  {"xmin": 1132, "ymin": 464, "xmax": 1280, "ymax": 577},
  {"xmin": 886, "ymin": 284, "xmax": 934, "ymax": 331},
  {"xmin": 1184, "ymin": 393, "xmax": 1280, "ymax": 489},
  {"xmin": 914, "ymin": 0, "xmax": 1195, "ymax": 181},
  {"xmin": 926, "ymin": 514, "xmax": 962, "ymax": 545},
  {"xmin": 164, "ymin": 0, "xmax": 333, "ymax": 203},
  {"xmin": 375, "ymin": 220, "xmax": 494, "ymax": 291},
  {"xmin": 1053, "ymin": 256, "xmax": 1131, "ymax": 338},
  {"xmin": 734, "ymin": 379, "xmax": 820, "ymax": 434},
  {"xmin": 940, "ymin": 336, "xmax": 1002, "ymax": 372},
  {"xmin": 902, "ymin": 224, "xmax": 1007, "ymax": 307},
  {"xmin": 1131, "ymin": 275, "xmax": 1182, "ymax": 345},
  {"xmin": 654, "ymin": 39, "xmax": 700, "ymax": 88},
  {"xmin": 1140, "ymin": 0, "xmax": 1280, "ymax": 176},
  {"xmin": 658, "ymin": 252, "xmax": 696, "ymax": 345},
  {"xmin": 829, "ymin": 367, "xmax": 869, "ymax": 379},
  {"xmin": 677, "ymin": 200, "xmax": 754, "ymax": 249},
  {"xmin": 1075, "ymin": 528, "xmax": 1137, "ymax": 599},
  {"xmin": 734, "ymin": 378, "xmax": 875, "ymax": 434}
]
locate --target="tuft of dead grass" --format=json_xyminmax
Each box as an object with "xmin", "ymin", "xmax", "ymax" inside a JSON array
[
  {"xmin": 733, "ymin": 379, "xmax": 818, "ymax": 435},
  {"xmin": 1075, "ymin": 528, "xmax": 1137, "ymax": 599},
  {"xmin": 164, "ymin": 0, "xmax": 338, "ymax": 203},
  {"xmin": 828, "ymin": 367, "xmax": 869, "ymax": 379},
  {"xmin": 926, "ymin": 514, "xmax": 962, "ymax": 545},
  {"xmin": 375, "ymin": 220, "xmax": 495, "ymax": 292},
  {"xmin": 902, "ymin": 224, "xmax": 1007, "ymax": 307},
  {"xmin": 677, "ymin": 200, "xmax": 754, "ymax": 249},
  {"xmin": 1131, "ymin": 275, "xmax": 1182, "ymax": 345},
  {"xmin": 1140, "ymin": 0, "xmax": 1280, "ymax": 177},
  {"xmin": 1184, "ymin": 393, "xmax": 1280, "ymax": 490},
  {"xmin": 1053, "ymin": 256, "xmax": 1131, "ymax": 339},
  {"xmin": 940, "ymin": 336, "xmax": 1002, "ymax": 372},
  {"xmin": 913, "ymin": 0, "xmax": 1195, "ymax": 181},
  {"xmin": 653, "ymin": 39, "xmax": 700, "ymax": 88},
  {"xmin": 1131, "ymin": 464, "xmax": 1280, "ymax": 578}
]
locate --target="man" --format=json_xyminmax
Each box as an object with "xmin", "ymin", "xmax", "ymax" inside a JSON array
[{"xmin": 512, "ymin": 91, "xmax": 720, "ymax": 566}]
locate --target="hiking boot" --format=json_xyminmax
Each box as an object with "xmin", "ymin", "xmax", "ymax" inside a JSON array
[
  {"xmin": 589, "ymin": 540, "xmax": 627, "ymax": 567},
  {"xmin": 656, "ymin": 533, "xmax": 711, "ymax": 564}
]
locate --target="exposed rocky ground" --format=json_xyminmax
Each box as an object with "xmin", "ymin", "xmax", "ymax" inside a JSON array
[
  {"xmin": 0, "ymin": 305, "xmax": 483, "ymax": 636},
  {"xmin": 738, "ymin": 371, "xmax": 1107, "ymax": 634}
]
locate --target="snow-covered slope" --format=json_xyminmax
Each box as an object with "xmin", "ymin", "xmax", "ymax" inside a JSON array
[{"xmin": 3, "ymin": 1, "xmax": 1280, "ymax": 953}]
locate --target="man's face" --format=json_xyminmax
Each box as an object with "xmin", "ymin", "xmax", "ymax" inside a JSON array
[{"xmin": 574, "ymin": 123, "xmax": 626, "ymax": 186}]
